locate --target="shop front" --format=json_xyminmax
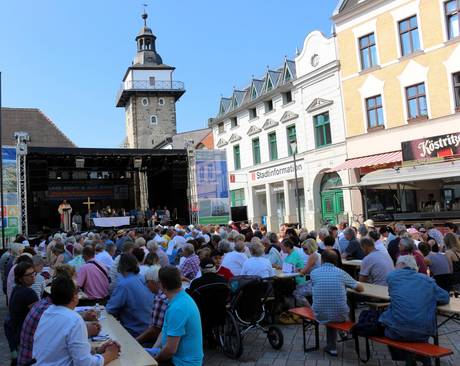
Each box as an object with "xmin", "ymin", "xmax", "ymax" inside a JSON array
[
  {"xmin": 336, "ymin": 132, "xmax": 460, "ymax": 225},
  {"xmin": 248, "ymin": 160, "xmax": 305, "ymax": 232}
]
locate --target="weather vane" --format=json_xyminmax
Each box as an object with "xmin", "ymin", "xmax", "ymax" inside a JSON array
[{"xmin": 142, "ymin": 3, "xmax": 148, "ymax": 26}]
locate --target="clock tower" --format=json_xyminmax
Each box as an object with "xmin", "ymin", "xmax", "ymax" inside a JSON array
[{"xmin": 116, "ymin": 12, "xmax": 185, "ymax": 148}]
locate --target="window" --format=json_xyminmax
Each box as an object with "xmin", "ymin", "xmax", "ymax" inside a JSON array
[
  {"xmin": 454, "ymin": 72, "xmax": 460, "ymax": 110},
  {"xmin": 264, "ymin": 100, "xmax": 274, "ymax": 113},
  {"xmin": 249, "ymin": 108, "xmax": 257, "ymax": 119},
  {"xmin": 252, "ymin": 138, "xmax": 261, "ymax": 165},
  {"xmin": 150, "ymin": 115, "xmax": 158, "ymax": 125},
  {"xmin": 282, "ymin": 91, "xmax": 293, "ymax": 105},
  {"xmin": 268, "ymin": 132, "xmax": 278, "ymax": 161},
  {"xmin": 230, "ymin": 117, "xmax": 238, "ymax": 128},
  {"xmin": 366, "ymin": 95, "xmax": 384, "ymax": 129},
  {"xmin": 314, "ymin": 112, "xmax": 332, "ymax": 147},
  {"xmin": 149, "ymin": 77, "xmax": 155, "ymax": 86},
  {"xmin": 141, "ymin": 98, "xmax": 149, "ymax": 106},
  {"xmin": 233, "ymin": 145, "xmax": 241, "ymax": 170},
  {"xmin": 251, "ymin": 86, "xmax": 257, "ymax": 100},
  {"xmin": 399, "ymin": 16, "xmax": 421, "ymax": 56},
  {"xmin": 359, "ymin": 33, "xmax": 378, "ymax": 70},
  {"xmin": 158, "ymin": 98, "xmax": 165, "ymax": 106},
  {"xmin": 406, "ymin": 83, "xmax": 428, "ymax": 119},
  {"xmin": 231, "ymin": 189, "xmax": 246, "ymax": 207},
  {"xmin": 446, "ymin": 0, "xmax": 460, "ymax": 40},
  {"xmin": 286, "ymin": 125, "xmax": 297, "ymax": 156},
  {"xmin": 218, "ymin": 122, "xmax": 225, "ymax": 134}
]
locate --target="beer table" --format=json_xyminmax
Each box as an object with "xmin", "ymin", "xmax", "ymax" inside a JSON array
[
  {"xmin": 97, "ymin": 311, "xmax": 157, "ymax": 366},
  {"xmin": 274, "ymin": 269, "xmax": 302, "ymax": 279},
  {"xmin": 342, "ymin": 259, "xmax": 363, "ymax": 268}
]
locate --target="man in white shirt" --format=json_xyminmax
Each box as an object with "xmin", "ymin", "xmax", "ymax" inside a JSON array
[
  {"xmin": 33, "ymin": 276, "xmax": 120, "ymax": 365},
  {"xmin": 220, "ymin": 241, "xmax": 248, "ymax": 276},
  {"xmin": 95, "ymin": 243, "xmax": 115, "ymax": 271},
  {"xmin": 240, "ymin": 242, "xmax": 275, "ymax": 278}
]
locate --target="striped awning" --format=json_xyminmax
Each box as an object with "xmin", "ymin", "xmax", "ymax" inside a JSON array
[{"xmin": 328, "ymin": 151, "xmax": 402, "ymax": 172}]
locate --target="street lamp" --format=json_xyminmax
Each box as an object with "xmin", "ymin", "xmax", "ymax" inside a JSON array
[{"xmin": 290, "ymin": 141, "xmax": 302, "ymax": 229}]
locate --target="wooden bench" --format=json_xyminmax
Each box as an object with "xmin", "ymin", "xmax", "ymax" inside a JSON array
[
  {"xmin": 289, "ymin": 307, "xmax": 354, "ymax": 352},
  {"xmin": 355, "ymin": 335, "xmax": 453, "ymax": 364}
]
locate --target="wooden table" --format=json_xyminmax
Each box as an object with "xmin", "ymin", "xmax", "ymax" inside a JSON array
[
  {"xmin": 44, "ymin": 286, "xmax": 88, "ymax": 300},
  {"xmin": 274, "ymin": 270, "xmax": 301, "ymax": 279},
  {"xmin": 348, "ymin": 282, "xmax": 389, "ymax": 300},
  {"xmin": 98, "ymin": 311, "xmax": 157, "ymax": 366},
  {"xmin": 342, "ymin": 259, "xmax": 363, "ymax": 268}
]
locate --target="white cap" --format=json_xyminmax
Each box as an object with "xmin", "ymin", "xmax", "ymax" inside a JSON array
[{"xmin": 228, "ymin": 220, "xmax": 234, "ymax": 225}]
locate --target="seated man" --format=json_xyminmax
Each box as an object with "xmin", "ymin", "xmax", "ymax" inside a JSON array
[
  {"xmin": 359, "ymin": 237, "xmax": 394, "ymax": 286},
  {"xmin": 17, "ymin": 283, "xmax": 101, "ymax": 366},
  {"xmin": 310, "ymin": 250, "xmax": 364, "ymax": 356},
  {"xmin": 240, "ymin": 242, "xmax": 275, "ymax": 278},
  {"xmin": 106, "ymin": 254, "xmax": 154, "ymax": 337},
  {"xmin": 341, "ymin": 228, "xmax": 365, "ymax": 260},
  {"xmin": 379, "ymin": 255, "xmax": 449, "ymax": 365},
  {"xmin": 136, "ymin": 266, "xmax": 169, "ymax": 346},
  {"xmin": 33, "ymin": 276, "xmax": 120, "ymax": 365},
  {"xmin": 154, "ymin": 266, "xmax": 203, "ymax": 366},
  {"xmin": 179, "ymin": 244, "xmax": 200, "ymax": 281},
  {"xmin": 76, "ymin": 246, "xmax": 110, "ymax": 304}
]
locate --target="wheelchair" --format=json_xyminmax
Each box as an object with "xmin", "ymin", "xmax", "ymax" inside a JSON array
[{"xmin": 189, "ymin": 276, "xmax": 284, "ymax": 359}]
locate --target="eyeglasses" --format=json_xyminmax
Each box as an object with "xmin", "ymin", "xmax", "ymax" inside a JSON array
[{"xmin": 23, "ymin": 271, "xmax": 36, "ymax": 278}]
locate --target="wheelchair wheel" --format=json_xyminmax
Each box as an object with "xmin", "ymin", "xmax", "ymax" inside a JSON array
[
  {"xmin": 267, "ymin": 326, "xmax": 283, "ymax": 350},
  {"xmin": 222, "ymin": 311, "xmax": 243, "ymax": 359}
]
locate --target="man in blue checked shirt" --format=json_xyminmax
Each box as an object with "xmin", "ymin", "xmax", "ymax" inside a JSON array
[{"xmin": 311, "ymin": 250, "xmax": 364, "ymax": 357}]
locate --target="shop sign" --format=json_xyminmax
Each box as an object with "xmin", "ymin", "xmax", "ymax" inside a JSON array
[
  {"xmin": 401, "ymin": 132, "xmax": 460, "ymax": 165},
  {"xmin": 251, "ymin": 161, "xmax": 303, "ymax": 182}
]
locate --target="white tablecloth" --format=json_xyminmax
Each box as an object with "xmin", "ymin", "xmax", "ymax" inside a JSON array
[{"xmin": 92, "ymin": 216, "xmax": 130, "ymax": 227}]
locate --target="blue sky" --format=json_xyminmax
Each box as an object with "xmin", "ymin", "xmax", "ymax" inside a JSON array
[{"xmin": 0, "ymin": 0, "xmax": 338, "ymax": 148}]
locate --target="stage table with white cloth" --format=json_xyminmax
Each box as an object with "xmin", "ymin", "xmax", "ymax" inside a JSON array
[{"xmin": 92, "ymin": 217, "xmax": 130, "ymax": 228}]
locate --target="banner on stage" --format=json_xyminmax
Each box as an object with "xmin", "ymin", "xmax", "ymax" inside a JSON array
[
  {"xmin": 195, "ymin": 150, "xmax": 230, "ymax": 225},
  {"xmin": 1, "ymin": 147, "xmax": 19, "ymax": 237},
  {"xmin": 93, "ymin": 216, "xmax": 130, "ymax": 227}
]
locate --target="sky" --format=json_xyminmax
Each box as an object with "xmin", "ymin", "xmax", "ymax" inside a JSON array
[{"xmin": 0, "ymin": 0, "xmax": 338, "ymax": 148}]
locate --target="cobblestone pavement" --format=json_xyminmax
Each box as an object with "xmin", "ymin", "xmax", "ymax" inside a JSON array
[{"xmin": 0, "ymin": 289, "xmax": 459, "ymax": 366}]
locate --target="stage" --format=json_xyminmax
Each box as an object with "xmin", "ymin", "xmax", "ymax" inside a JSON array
[{"xmin": 25, "ymin": 147, "xmax": 189, "ymax": 234}]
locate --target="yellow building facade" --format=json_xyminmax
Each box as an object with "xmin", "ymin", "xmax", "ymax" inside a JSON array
[{"xmin": 332, "ymin": 0, "xmax": 460, "ymax": 222}]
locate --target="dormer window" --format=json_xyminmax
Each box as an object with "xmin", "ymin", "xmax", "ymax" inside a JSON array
[{"xmin": 264, "ymin": 100, "xmax": 274, "ymax": 113}]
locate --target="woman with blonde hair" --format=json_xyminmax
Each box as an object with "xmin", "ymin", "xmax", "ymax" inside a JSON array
[{"xmin": 299, "ymin": 239, "xmax": 321, "ymax": 276}]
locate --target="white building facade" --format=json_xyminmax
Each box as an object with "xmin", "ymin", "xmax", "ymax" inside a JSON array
[{"xmin": 209, "ymin": 31, "xmax": 352, "ymax": 232}]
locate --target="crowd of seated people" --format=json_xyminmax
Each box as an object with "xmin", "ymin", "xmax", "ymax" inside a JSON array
[{"xmin": 0, "ymin": 219, "xmax": 458, "ymax": 365}]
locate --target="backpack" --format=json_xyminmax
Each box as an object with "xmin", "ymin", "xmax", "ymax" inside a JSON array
[
  {"xmin": 351, "ymin": 309, "xmax": 384, "ymax": 337},
  {"xmin": 351, "ymin": 309, "xmax": 385, "ymax": 363}
]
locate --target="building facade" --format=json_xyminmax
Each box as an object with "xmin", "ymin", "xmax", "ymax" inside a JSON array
[
  {"xmin": 210, "ymin": 31, "xmax": 351, "ymax": 231},
  {"xmin": 332, "ymin": 0, "xmax": 460, "ymax": 223},
  {"xmin": 116, "ymin": 12, "xmax": 185, "ymax": 149}
]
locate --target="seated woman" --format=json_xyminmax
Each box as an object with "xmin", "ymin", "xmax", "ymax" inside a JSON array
[
  {"xmin": 263, "ymin": 233, "xmax": 283, "ymax": 269},
  {"xmin": 418, "ymin": 242, "xmax": 452, "ymax": 291},
  {"xmin": 299, "ymin": 239, "xmax": 321, "ymax": 276},
  {"xmin": 106, "ymin": 254, "xmax": 154, "ymax": 337},
  {"xmin": 240, "ymin": 241, "xmax": 275, "ymax": 278},
  {"xmin": 281, "ymin": 238, "xmax": 308, "ymax": 305}
]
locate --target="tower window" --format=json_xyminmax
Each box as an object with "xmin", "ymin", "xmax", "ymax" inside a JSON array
[
  {"xmin": 158, "ymin": 98, "xmax": 165, "ymax": 106},
  {"xmin": 141, "ymin": 98, "xmax": 149, "ymax": 106},
  {"xmin": 149, "ymin": 77, "xmax": 155, "ymax": 86},
  {"xmin": 150, "ymin": 115, "xmax": 158, "ymax": 125}
]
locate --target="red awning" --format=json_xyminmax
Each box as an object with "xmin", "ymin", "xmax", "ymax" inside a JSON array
[{"xmin": 328, "ymin": 151, "xmax": 402, "ymax": 172}]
